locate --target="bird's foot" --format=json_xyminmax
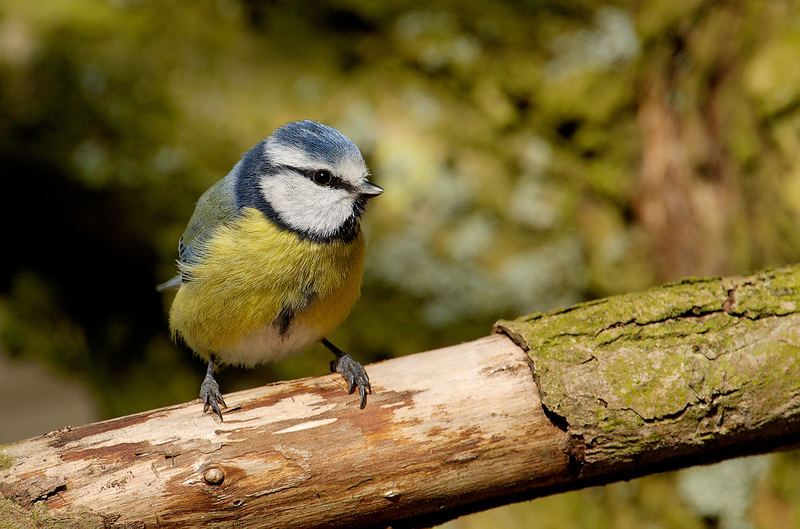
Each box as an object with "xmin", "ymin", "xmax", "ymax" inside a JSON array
[
  {"xmin": 331, "ymin": 353, "xmax": 372, "ymax": 409},
  {"xmin": 199, "ymin": 375, "xmax": 227, "ymax": 421}
]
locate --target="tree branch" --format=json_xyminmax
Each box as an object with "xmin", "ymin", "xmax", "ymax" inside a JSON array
[{"xmin": 2, "ymin": 266, "xmax": 800, "ymax": 528}]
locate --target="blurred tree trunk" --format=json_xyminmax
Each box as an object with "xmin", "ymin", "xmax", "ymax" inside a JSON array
[
  {"xmin": 2, "ymin": 265, "xmax": 800, "ymax": 528},
  {"xmin": 635, "ymin": 3, "xmax": 745, "ymax": 281}
]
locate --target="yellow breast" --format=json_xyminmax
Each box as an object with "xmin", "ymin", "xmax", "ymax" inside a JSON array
[{"xmin": 169, "ymin": 207, "xmax": 365, "ymax": 364}]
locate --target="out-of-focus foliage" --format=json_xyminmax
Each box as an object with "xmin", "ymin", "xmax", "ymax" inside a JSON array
[{"xmin": 2, "ymin": 0, "xmax": 800, "ymax": 527}]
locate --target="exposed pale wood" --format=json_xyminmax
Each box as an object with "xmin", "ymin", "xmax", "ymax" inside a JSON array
[
  {"xmin": 0, "ymin": 335, "xmax": 570, "ymax": 528},
  {"xmin": 4, "ymin": 265, "xmax": 800, "ymax": 528}
]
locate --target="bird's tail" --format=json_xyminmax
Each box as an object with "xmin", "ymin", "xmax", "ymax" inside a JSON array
[{"xmin": 156, "ymin": 275, "xmax": 182, "ymax": 292}]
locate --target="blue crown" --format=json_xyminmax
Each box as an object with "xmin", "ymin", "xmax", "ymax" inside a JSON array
[{"xmin": 271, "ymin": 120, "xmax": 360, "ymax": 163}]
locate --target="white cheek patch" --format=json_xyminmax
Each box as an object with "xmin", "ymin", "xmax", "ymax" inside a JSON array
[{"xmin": 260, "ymin": 172, "xmax": 355, "ymax": 238}]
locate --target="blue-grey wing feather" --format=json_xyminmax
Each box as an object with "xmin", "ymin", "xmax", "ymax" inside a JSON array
[{"xmin": 157, "ymin": 164, "xmax": 241, "ymax": 291}]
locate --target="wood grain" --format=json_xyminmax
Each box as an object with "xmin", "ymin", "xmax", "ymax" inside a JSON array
[
  {"xmin": 0, "ymin": 335, "xmax": 570, "ymax": 528},
  {"xmin": 5, "ymin": 265, "xmax": 800, "ymax": 528}
]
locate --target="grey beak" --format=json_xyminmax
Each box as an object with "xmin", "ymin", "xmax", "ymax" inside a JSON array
[{"xmin": 360, "ymin": 181, "xmax": 384, "ymax": 198}]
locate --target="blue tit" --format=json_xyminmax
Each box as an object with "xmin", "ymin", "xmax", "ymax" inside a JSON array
[{"xmin": 158, "ymin": 120, "xmax": 383, "ymax": 420}]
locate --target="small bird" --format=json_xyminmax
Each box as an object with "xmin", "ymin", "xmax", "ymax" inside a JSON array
[{"xmin": 158, "ymin": 120, "xmax": 383, "ymax": 420}]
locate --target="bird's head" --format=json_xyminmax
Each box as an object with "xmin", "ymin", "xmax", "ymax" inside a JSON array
[{"xmin": 236, "ymin": 120, "xmax": 383, "ymax": 243}]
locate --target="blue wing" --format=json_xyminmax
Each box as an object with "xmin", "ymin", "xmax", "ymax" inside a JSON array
[{"xmin": 157, "ymin": 168, "xmax": 240, "ymax": 291}]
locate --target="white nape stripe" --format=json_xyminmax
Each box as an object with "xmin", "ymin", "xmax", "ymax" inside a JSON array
[{"xmin": 264, "ymin": 140, "xmax": 322, "ymax": 171}]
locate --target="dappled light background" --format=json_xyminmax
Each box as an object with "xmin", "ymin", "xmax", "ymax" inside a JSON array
[{"xmin": 2, "ymin": 1, "xmax": 800, "ymax": 527}]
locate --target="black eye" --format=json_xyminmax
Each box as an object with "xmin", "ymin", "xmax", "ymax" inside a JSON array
[{"xmin": 311, "ymin": 169, "xmax": 332, "ymax": 186}]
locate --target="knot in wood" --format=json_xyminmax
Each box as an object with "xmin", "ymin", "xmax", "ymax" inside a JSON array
[{"xmin": 203, "ymin": 467, "xmax": 225, "ymax": 485}]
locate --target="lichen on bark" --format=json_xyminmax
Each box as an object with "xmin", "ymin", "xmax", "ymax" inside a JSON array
[
  {"xmin": 495, "ymin": 265, "xmax": 800, "ymax": 476},
  {"xmin": 0, "ymin": 448, "xmax": 12, "ymax": 471},
  {"xmin": 0, "ymin": 493, "xmax": 105, "ymax": 529}
]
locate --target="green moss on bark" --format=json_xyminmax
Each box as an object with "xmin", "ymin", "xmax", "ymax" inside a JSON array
[
  {"xmin": 0, "ymin": 493, "xmax": 104, "ymax": 529},
  {"xmin": 495, "ymin": 265, "xmax": 800, "ymax": 475},
  {"xmin": 0, "ymin": 448, "xmax": 12, "ymax": 471}
]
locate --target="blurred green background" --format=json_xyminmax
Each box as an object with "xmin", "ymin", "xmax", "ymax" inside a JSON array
[{"xmin": 2, "ymin": 0, "xmax": 800, "ymax": 527}]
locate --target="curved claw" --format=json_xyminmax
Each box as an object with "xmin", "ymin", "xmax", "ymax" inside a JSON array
[
  {"xmin": 358, "ymin": 383, "xmax": 367, "ymax": 409},
  {"xmin": 331, "ymin": 353, "xmax": 372, "ymax": 409},
  {"xmin": 200, "ymin": 376, "xmax": 227, "ymax": 421}
]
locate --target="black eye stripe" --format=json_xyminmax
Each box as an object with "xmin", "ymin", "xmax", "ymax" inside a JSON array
[{"xmin": 281, "ymin": 164, "xmax": 357, "ymax": 192}]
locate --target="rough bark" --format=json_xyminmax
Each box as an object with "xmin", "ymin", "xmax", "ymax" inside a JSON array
[
  {"xmin": 496, "ymin": 265, "xmax": 800, "ymax": 479},
  {"xmin": 3, "ymin": 265, "xmax": 800, "ymax": 528}
]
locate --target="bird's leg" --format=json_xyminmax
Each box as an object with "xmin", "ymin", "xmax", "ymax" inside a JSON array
[
  {"xmin": 322, "ymin": 338, "xmax": 371, "ymax": 409},
  {"xmin": 199, "ymin": 355, "xmax": 227, "ymax": 420}
]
